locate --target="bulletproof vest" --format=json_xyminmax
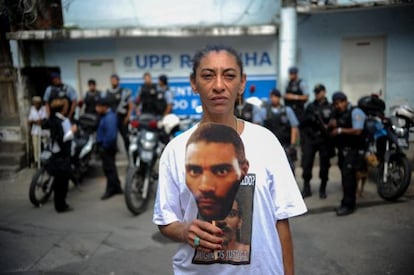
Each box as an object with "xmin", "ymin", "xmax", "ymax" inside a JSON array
[
  {"xmin": 84, "ymin": 91, "xmax": 100, "ymax": 114},
  {"xmin": 305, "ymin": 99, "xmax": 333, "ymax": 138},
  {"xmin": 284, "ymin": 79, "xmax": 305, "ymax": 118},
  {"xmin": 105, "ymin": 88, "xmax": 123, "ymax": 115},
  {"xmin": 334, "ymin": 106, "xmax": 364, "ymax": 149},
  {"xmin": 263, "ymin": 105, "xmax": 291, "ymax": 146},
  {"xmin": 49, "ymin": 84, "xmax": 70, "ymax": 104},
  {"xmin": 140, "ymin": 84, "xmax": 167, "ymax": 115},
  {"xmin": 235, "ymin": 102, "xmax": 254, "ymax": 122}
]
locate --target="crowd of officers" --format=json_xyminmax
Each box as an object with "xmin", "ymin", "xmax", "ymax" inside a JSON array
[
  {"xmin": 31, "ymin": 67, "xmax": 366, "ymax": 216},
  {"xmin": 235, "ymin": 67, "xmax": 367, "ymax": 217},
  {"xmin": 28, "ymin": 71, "xmax": 173, "ymax": 213}
]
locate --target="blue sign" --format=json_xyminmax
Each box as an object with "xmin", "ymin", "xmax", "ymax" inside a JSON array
[{"xmin": 121, "ymin": 76, "xmax": 276, "ymax": 116}]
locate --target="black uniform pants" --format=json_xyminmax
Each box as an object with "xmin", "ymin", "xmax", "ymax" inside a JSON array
[
  {"xmin": 301, "ymin": 138, "xmax": 332, "ymax": 184},
  {"xmin": 53, "ymin": 170, "xmax": 70, "ymax": 211},
  {"xmin": 117, "ymin": 114, "xmax": 130, "ymax": 153},
  {"xmin": 337, "ymin": 147, "xmax": 359, "ymax": 209},
  {"xmin": 101, "ymin": 147, "xmax": 122, "ymax": 194}
]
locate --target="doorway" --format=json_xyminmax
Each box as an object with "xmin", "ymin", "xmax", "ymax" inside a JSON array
[
  {"xmin": 77, "ymin": 59, "xmax": 115, "ymax": 98},
  {"xmin": 341, "ymin": 36, "xmax": 386, "ymax": 105}
]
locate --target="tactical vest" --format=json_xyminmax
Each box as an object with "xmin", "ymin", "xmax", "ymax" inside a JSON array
[
  {"xmin": 140, "ymin": 84, "xmax": 167, "ymax": 116},
  {"xmin": 234, "ymin": 102, "xmax": 254, "ymax": 122},
  {"xmin": 105, "ymin": 88, "xmax": 124, "ymax": 115},
  {"xmin": 334, "ymin": 106, "xmax": 365, "ymax": 149},
  {"xmin": 305, "ymin": 99, "xmax": 333, "ymax": 139},
  {"xmin": 84, "ymin": 91, "xmax": 100, "ymax": 114},
  {"xmin": 284, "ymin": 79, "xmax": 305, "ymax": 118},
  {"xmin": 263, "ymin": 105, "xmax": 291, "ymax": 146},
  {"xmin": 48, "ymin": 85, "xmax": 71, "ymax": 116}
]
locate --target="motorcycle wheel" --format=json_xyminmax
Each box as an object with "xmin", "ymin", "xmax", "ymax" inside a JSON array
[
  {"xmin": 29, "ymin": 168, "xmax": 54, "ymax": 207},
  {"xmin": 377, "ymin": 154, "xmax": 412, "ymax": 201},
  {"xmin": 124, "ymin": 166, "xmax": 151, "ymax": 215}
]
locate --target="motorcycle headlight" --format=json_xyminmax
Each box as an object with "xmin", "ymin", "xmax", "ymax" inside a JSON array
[
  {"xmin": 140, "ymin": 139, "xmax": 157, "ymax": 149},
  {"xmin": 392, "ymin": 125, "xmax": 407, "ymax": 137}
]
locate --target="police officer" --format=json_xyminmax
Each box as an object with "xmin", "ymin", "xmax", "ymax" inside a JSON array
[
  {"xmin": 283, "ymin": 67, "xmax": 309, "ymax": 123},
  {"xmin": 83, "ymin": 79, "xmax": 101, "ymax": 115},
  {"xmin": 95, "ymin": 97, "xmax": 123, "ymax": 200},
  {"xmin": 234, "ymin": 85, "xmax": 263, "ymax": 123},
  {"xmin": 157, "ymin": 74, "xmax": 174, "ymax": 116},
  {"xmin": 42, "ymin": 98, "xmax": 77, "ymax": 213},
  {"xmin": 43, "ymin": 72, "xmax": 78, "ymax": 119},
  {"xmin": 234, "ymin": 95, "xmax": 255, "ymax": 122},
  {"xmin": 135, "ymin": 72, "xmax": 168, "ymax": 116},
  {"xmin": 329, "ymin": 91, "xmax": 366, "ymax": 216},
  {"xmin": 300, "ymin": 84, "xmax": 335, "ymax": 199},
  {"xmin": 103, "ymin": 74, "xmax": 133, "ymax": 152},
  {"xmin": 261, "ymin": 88, "xmax": 299, "ymax": 173}
]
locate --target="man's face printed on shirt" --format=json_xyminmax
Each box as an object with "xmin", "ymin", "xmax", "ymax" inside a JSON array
[{"xmin": 185, "ymin": 141, "xmax": 243, "ymax": 221}]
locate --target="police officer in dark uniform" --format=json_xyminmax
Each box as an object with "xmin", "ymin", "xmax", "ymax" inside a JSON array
[
  {"xmin": 283, "ymin": 67, "xmax": 309, "ymax": 165},
  {"xmin": 261, "ymin": 89, "xmax": 299, "ymax": 173},
  {"xmin": 104, "ymin": 74, "xmax": 133, "ymax": 152},
  {"xmin": 234, "ymin": 95, "xmax": 255, "ymax": 122},
  {"xmin": 95, "ymin": 97, "xmax": 123, "ymax": 200},
  {"xmin": 83, "ymin": 79, "xmax": 101, "ymax": 115},
  {"xmin": 136, "ymin": 72, "xmax": 168, "ymax": 116},
  {"xmin": 43, "ymin": 72, "xmax": 78, "ymax": 119},
  {"xmin": 42, "ymin": 98, "xmax": 77, "ymax": 212},
  {"xmin": 300, "ymin": 84, "xmax": 335, "ymax": 199},
  {"xmin": 283, "ymin": 67, "xmax": 309, "ymax": 123},
  {"xmin": 329, "ymin": 91, "xmax": 366, "ymax": 216}
]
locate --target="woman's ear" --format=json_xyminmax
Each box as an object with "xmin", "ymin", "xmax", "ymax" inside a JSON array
[{"xmin": 189, "ymin": 74, "xmax": 197, "ymax": 93}]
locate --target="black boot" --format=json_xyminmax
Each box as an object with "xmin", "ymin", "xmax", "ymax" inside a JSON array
[
  {"xmin": 302, "ymin": 181, "xmax": 312, "ymax": 198},
  {"xmin": 319, "ymin": 181, "xmax": 327, "ymax": 199}
]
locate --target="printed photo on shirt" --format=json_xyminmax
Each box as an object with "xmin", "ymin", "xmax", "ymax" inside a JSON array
[{"xmin": 184, "ymin": 122, "xmax": 254, "ymax": 264}]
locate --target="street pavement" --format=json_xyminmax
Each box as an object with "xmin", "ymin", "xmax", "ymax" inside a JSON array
[{"xmin": 0, "ymin": 155, "xmax": 413, "ymax": 275}]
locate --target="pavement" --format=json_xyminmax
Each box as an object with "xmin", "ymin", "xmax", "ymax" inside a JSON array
[{"xmin": 0, "ymin": 154, "xmax": 414, "ymax": 275}]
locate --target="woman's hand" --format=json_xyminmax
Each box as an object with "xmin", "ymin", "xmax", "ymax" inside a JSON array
[{"xmin": 185, "ymin": 219, "xmax": 224, "ymax": 252}]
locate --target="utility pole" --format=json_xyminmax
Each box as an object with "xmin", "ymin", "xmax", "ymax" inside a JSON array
[{"xmin": 278, "ymin": 0, "xmax": 297, "ymax": 94}]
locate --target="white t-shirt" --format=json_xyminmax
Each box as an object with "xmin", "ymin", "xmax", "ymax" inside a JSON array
[
  {"xmin": 153, "ymin": 121, "xmax": 307, "ymax": 275},
  {"xmin": 28, "ymin": 106, "xmax": 47, "ymax": 136}
]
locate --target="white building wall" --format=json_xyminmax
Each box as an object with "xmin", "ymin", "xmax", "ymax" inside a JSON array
[
  {"xmin": 30, "ymin": 5, "xmax": 414, "ymax": 114},
  {"xmin": 297, "ymin": 5, "xmax": 414, "ymax": 109}
]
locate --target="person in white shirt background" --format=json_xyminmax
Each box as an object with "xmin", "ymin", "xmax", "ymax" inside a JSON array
[{"xmin": 28, "ymin": 96, "xmax": 47, "ymax": 168}]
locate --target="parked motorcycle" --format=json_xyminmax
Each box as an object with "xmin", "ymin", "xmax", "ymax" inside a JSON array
[
  {"xmin": 29, "ymin": 113, "xmax": 98, "ymax": 207},
  {"xmin": 358, "ymin": 95, "xmax": 413, "ymax": 201},
  {"xmin": 124, "ymin": 113, "xmax": 180, "ymax": 215}
]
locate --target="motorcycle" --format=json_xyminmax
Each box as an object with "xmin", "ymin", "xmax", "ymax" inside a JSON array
[
  {"xmin": 124, "ymin": 113, "xmax": 180, "ymax": 215},
  {"xmin": 358, "ymin": 95, "xmax": 414, "ymax": 201},
  {"xmin": 29, "ymin": 113, "xmax": 98, "ymax": 207}
]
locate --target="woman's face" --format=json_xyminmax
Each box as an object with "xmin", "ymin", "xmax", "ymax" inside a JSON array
[{"xmin": 190, "ymin": 51, "xmax": 246, "ymax": 117}]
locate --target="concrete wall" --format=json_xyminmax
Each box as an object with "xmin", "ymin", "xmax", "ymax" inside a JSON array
[{"xmin": 297, "ymin": 5, "xmax": 414, "ymax": 109}]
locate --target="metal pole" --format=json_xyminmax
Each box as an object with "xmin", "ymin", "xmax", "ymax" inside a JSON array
[{"xmin": 278, "ymin": 0, "xmax": 297, "ymax": 94}]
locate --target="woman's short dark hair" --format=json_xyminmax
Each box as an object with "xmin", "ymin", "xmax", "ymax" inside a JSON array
[{"xmin": 191, "ymin": 45, "xmax": 244, "ymax": 78}]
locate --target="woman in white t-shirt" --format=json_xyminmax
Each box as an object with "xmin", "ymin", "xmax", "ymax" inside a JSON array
[
  {"xmin": 153, "ymin": 45, "xmax": 307, "ymax": 275},
  {"xmin": 28, "ymin": 96, "xmax": 47, "ymax": 167}
]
